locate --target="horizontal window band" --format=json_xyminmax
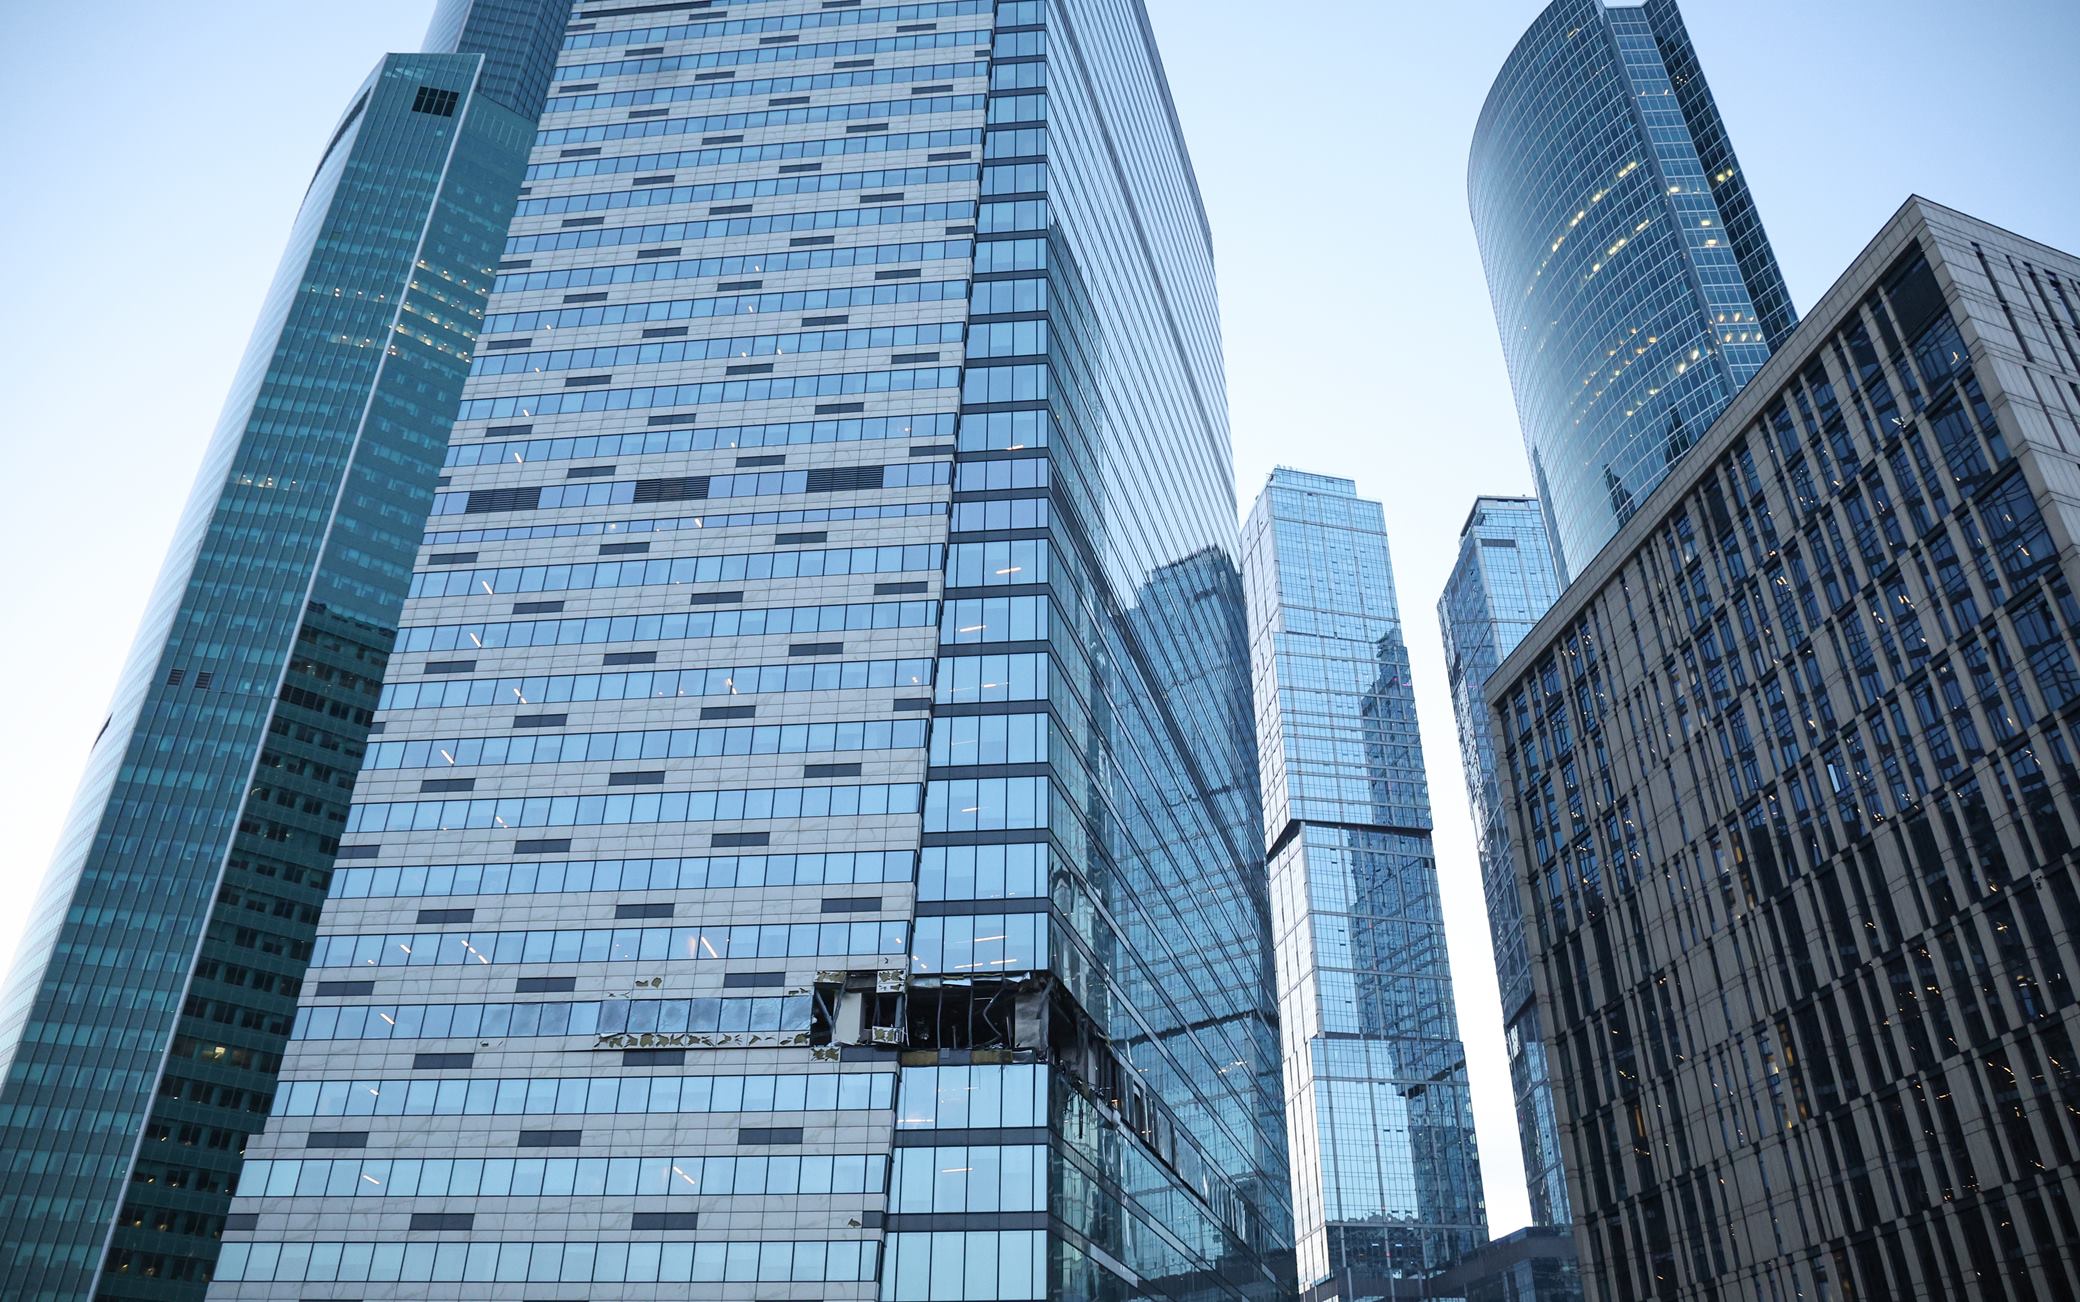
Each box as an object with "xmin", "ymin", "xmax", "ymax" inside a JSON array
[
  {"xmin": 376, "ymin": 654, "xmax": 934, "ymax": 714},
  {"xmin": 429, "ymin": 461, "xmax": 947, "ymax": 518},
  {"xmin": 555, "ymin": 28, "xmax": 981, "ymax": 84},
  {"xmin": 444, "ymin": 405, "xmax": 955, "ymax": 460},
  {"xmin": 468, "ymin": 320, "xmax": 965, "ymax": 379},
  {"xmin": 914, "ymin": 898, "xmax": 1048, "ymax": 917},
  {"xmin": 920, "ymin": 829, "xmax": 1051, "ymax": 848},
  {"xmin": 514, "ymin": 159, "xmax": 980, "ymax": 221},
  {"xmin": 346, "ymin": 783, "xmax": 923, "ymax": 835},
  {"xmin": 931, "ymin": 637, "xmax": 1049, "ymax": 656},
  {"xmin": 215, "ymin": 1236, "xmax": 878, "ymax": 1286},
  {"xmin": 454, "ymin": 366, "xmax": 960, "ymax": 423},
  {"xmin": 556, "ymin": 5, "xmax": 988, "ymax": 63},
  {"xmin": 310, "ymin": 914, "xmax": 909, "ymax": 969},
  {"xmin": 535, "ymin": 128, "xmax": 979, "ymax": 187},
  {"xmin": 405, "ymin": 540, "xmax": 952, "ymax": 599},
  {"xmin": 374, "ymin": 715, "xmax": 934, "ymax": 776},
  {"xmin": 882, "ymin": 1212, "xmax": 1048, "ymax": 1233},
  {"xmin": 269, "ymin": 1071, "xmax": 894, "ymax": 1120},
  {"xmin": 891, "ymin": 1126, "xmax": 1047, "ymax": 1147},
  {"xmin": 921, "ymin": 762, "xmax": 1048, "ymax": 780},
  {"xmin": 330, "ymin": 850, "xmax": 916, "ymax": 902}
]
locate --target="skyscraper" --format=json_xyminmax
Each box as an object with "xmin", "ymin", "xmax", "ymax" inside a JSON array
[
  {"xmin": 1469, "ymin": 0, "xmax": 1796, "ymax": 581},
  {"xmin": 1486, "ymin": 199, "xmax": 2080, "ymax": 1299},
  {"xmin": 1438, "ymin": 497, "xmax": 1569, "ymax": 1233},
  {"xmin": 1244, "ymin": 469, "xmax": 1486, "ymax": 1300},
  {"xmin": 0, "ymin": 5, "xmax": 571, "ymax": 1297},
  {"xmin": 210, "ymin": 2, "xmax": 1293, "ymax": 1299}
]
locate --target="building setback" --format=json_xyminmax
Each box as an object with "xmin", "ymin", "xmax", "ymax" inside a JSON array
[
  {"xmin": 1244, "ymin": 469, "xmax": 1486, "ymax": 1300},
  {"xmin": 1429, "ymin": 1226, "xmax": 1581, "ymax": 1302},
  {"xmin": 0, "ymin": 4, "xmax": 571, "ymax": 1297},
  {"xmin": 1487, "ymin": 199, "xmax": 2080, "ymax": 1299},
  {"xmin": 1470, "ymin": 0, "xmax": 1796, "ymax": 581},
  {"xmin": 211, "ymin": 1, "xmax": 1294, "ymax": 1299},
  {"xmin": 1438, "ymin": 497, "xmax": 1574, "ymax": 1249}
]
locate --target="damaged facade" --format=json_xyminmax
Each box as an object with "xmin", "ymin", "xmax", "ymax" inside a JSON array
[{"xmin": 213, "ymin": 2, "xmax": 1291, "ymax": 1299}]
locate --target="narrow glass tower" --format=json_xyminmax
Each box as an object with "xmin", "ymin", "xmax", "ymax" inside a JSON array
[
  {"xmin": 212, "ymin": 3, "xmax": 1292, "ymax": 1299},
  {"xmin": 1470, "ymin": 0, "xmax": 1795, "ymax": 580},
  {"xmin": 1438, "ymin": 496, "xmax": 1571, "ymax": 1234},
  {"xmin": 0, "ymin": 5, "xmax": 571, "ymax": 1297},
  {"xmin": 1244, "ymin": 469, "xmax": 1486, "ymax": 1300}
]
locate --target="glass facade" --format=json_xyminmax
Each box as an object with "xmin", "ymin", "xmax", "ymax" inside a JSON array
[
  {"xmin": 1437, "ymin": 497, "xmax": 1571, "ymax": 1236},
  {"xmin": 1244, "ymin": 470, "xmax": 1485, "ymax": 1300},
  {"xmin": 214, "ymin": 3, "xmax": 1292, "ymax": 1300},
  {"xmin": 1469, "ymin": 0, "xmax": 1796, "ymax": 581},
  {"xmin": 0, "ymin": 7, "xmax": 573, "ymax": 1298},
  {"xmin": 1430, "ymin": 1226, "xmax": 1581, "ymax": 1302},
  {"xmin": 1488, "ymin": 202, "xmax": 2080, "ymax": 1299},
  {"xmin": 422, "ymin": 0, "xmax": 568, "ymax": 117}
]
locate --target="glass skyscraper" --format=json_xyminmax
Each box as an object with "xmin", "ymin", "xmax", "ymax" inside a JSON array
[
  {"xmin": 210, "ymin": 2, "xmax": 1292, "ymax": 1299},
  {"xmin": 1244, "ymin": 469, "xmax": 1485, "ymax": 1300},
  {"xmin": 1487, "ymin": 200, "xmax": 2080, "ymax": 1299},
  {"xmin": 1469, "ymin": 0, "xmax": 1796, "ymax": 581},
  {"xmin": 1437, "ymin": 497, "xmax": 1568, "ymax": 1232},
  {"xmin": 0, "ymin": 5, "xmax": 571, "ymax": 1298}
]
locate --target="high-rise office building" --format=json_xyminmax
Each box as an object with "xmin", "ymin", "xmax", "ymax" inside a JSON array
[
  {"xmin": 1438, "ymin": 497, "xmax": 1569, "ymax": 1233},
  {"xmin": 0, "ymin": 5, "xmax": 571, "ymax": 1297},
  {"xmin": 1486, "ymin": 199, "xmax": 2080, "ymax": 1299},
  {"xmin": 210, "ymin": 2, "xmax": 1293, "ymax": 1299},
  {"xmin": 1469, "ymin": 0, "xmax": 1796, "ymax": 581},
  {"xmin": 1244, "ymin": 469, "xmax": 1486, "ymax": 1300}
]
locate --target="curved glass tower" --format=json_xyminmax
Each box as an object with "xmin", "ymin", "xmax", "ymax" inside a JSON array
[
  {"xmin": 0, "ymin": 4, "xmax": 570, "ymax": 1297},
  {"xmin": 1469, "ymin": 0, "xmax": 1795, "ymax": 580}
]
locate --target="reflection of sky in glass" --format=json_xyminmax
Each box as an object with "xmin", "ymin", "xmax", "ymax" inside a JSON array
[
  {"xmin": 1471, "ymin": 0, "xmax": 1794, "ymax": 579},
  {"xmin": 0, "ymin": 21, "xmax": 554, "ymax": 1292},
  {"xmin": 1439, "ymin": 495, "xmax": 1573, "ymax": 1226},
  {"xmin": 1245, "ymin": 470, "xmax": 1486, "ymax": 1291}
]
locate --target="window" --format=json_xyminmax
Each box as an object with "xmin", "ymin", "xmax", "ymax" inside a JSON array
[{"xmin": 411, "ymin": 86, "xmax": 459, "ymax": 117}]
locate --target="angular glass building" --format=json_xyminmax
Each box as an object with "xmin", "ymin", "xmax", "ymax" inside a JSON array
[
  {"xmin": 210, "ymin": 2, "xmax": 1292, "ymax": 1299},
  {"xmin": 1469, "ymin": 0, "xmax": 1796, "ymax": 581},
  {"xmin": 1487, "ymin": 199, "xmax": 2080, "ymax": 1299},
  {"xmin": 0, "ymin": 5, "xmax": 571, "ymax": 1298},
  {"xmin": 1243, "ymin": 469, "xmax": 1486, "ymax": 1300},
  {"xmin": 1437, "ymin": 496, "xmax": 1569, "ymax": 1232}
]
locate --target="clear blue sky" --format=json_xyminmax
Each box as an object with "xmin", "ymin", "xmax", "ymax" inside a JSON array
[{"xmin": 1, "ymin": 0, "xmax": 2075, "ymax": 1239}]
